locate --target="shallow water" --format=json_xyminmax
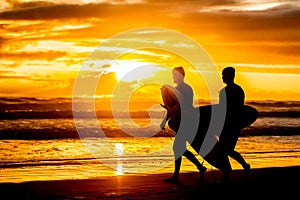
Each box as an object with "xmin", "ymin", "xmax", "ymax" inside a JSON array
[
  {"xmin": 0, "ymin": 98, "xmax": 299, "ymax": 183},
  {"xmin": 1, "ymin": 136, "xmax": 299, "ymax": 183}
]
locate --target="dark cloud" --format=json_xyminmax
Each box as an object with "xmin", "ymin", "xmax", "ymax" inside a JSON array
[
  {"xmin": 0, "ymin": 36, "xmax": 6, "ymax": 49},
  {"xmin": 201, "ymin": 0, "xmax": 238, "ymax": 6},
  {"xmin": 1, "ymin": 51, "xmax": 68, "ymax": 62},
  {"xmin": 0, "ymin": 0, "xmax": 272, "ymax": 21},
  {"xmin": 0, "ymin": 3, "xmax": 159, "ymax": 20},
  {"xmin": 271, "ymin": 44, "xmax": 300, "ymax": 57},
  {"xmin": 1, "ymin": 0, "xmax": 299, "ymax": 23},
  {"xmin": 0, "ymin": 3, "xmax": 106, "ymax": 20},
  {"xmin": 3, "ymin": 0, "xmax": 55, "ymax": 10},
  {"xmin": 0, "ymin": 75, "xmax": 31, "ymax": 79},
  {"xmin": 178, "ymin": 8, "xmax": 300, "ymax": 39},
  {"xmin": 145, "ymin": 0, "xmax": 238, "ymax": 6}
]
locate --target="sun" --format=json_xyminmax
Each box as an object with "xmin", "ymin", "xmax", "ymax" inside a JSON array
[
  {"xmin": 108, "ymin": 60, "xmax": 163, "ymax": 82},
  {"xmin": 111, "ymin": 61, "xmax": 140, "ymax": 81}
]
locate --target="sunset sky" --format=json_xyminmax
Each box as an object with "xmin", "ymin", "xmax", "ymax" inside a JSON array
[{"xmin": 1, "ymin": 0, "xmax": 300, "ymax": 101}]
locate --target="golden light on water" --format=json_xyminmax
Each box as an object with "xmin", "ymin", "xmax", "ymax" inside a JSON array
[
  {"xmin": 114, "ymin": 143, "xmax": 124, "ymax": 175},
  {"xmin": 114, "ymin": 143, "xmax": 124, "ymax": 156}
]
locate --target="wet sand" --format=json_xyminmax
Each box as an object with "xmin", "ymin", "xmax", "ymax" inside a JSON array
[{"xmin": 1, "ymin": 166, "xmax": 299, "ymax": 199}]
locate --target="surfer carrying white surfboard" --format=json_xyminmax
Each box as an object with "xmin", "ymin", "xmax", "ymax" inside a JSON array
[
  {"xmin": 162, "ymin": 66, "xmax": 207, "ymax": 183},
  {"xmin": 218, "ymin": 66, "xmax": 251, "ymax": 182}
]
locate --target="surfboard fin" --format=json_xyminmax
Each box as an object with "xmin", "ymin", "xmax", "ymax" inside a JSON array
[{"xmin": 160, "ymin": 104, "xmax": 166, "ymax": 109}]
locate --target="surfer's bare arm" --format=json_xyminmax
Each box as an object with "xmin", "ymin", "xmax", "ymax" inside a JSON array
[{"xmin": 160, "ymin": 115, "xmax": 168, "ymax": 130}]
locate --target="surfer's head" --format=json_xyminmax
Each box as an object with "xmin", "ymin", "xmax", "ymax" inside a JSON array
[
  {"xmin": 173, "ymin": 66, "xmax": 185, "ymax": 77},
  {"xmin": 172, "ymin": 66, "xmax": 185, "ymax": 84},
  {"xmin": 222, "ymin": 66, "xmax": 235, "ymax": 84}
]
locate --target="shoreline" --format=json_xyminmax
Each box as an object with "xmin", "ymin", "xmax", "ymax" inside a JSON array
[
  {"xmin": 1, "ymin": 166, "xmax": 299, "ymax": 199},
  {"xmin": 1, "ymin": 126, "xmax": 300, "ymax": 140}
]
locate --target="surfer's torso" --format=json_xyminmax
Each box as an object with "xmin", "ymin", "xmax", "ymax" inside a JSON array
[
  {"xmin": 219, "ymin": 83, "xmax": 245, "ymax": 118},
  {"xmin": 219, "ymin": 83, "xmax": 245, "ymax": 148},
  {"xmin": 175, "ymin": 82, "xmax": 194, "ymax": 111}
]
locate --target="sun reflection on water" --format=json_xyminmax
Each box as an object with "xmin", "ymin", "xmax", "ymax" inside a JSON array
[{"xmin": 114, "ymin": 143, "xmax": 124, "ymax": 175}]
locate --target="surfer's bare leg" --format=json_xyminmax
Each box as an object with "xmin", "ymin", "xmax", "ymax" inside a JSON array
[
  {"xmin": 183, "ymin": 150, "xmax": 207, "ymax": 180},
  {"xmin": 229, "ymin": 150, "xmax": 250, "ymax": 178},
  {"xmin": 163, "ymin": 156, "xmax": 182, "ymax": 183},
  {"xmin": 164, "ymin": 134, "xmax": 185, "ymax": 183},
  {"xmin": 222, "ymin": 165, "xmax": 231, "ymax": 183},
  {"xmin": 223, "ymin": 131, "xmax": 251, "ymax": 179},
  {"xmin": 219, "ymin": 149, "xmax": 232, "ymax": 183},
  {"xmin": 174, "ymin": 156, "xmax": 182, "ymax": 177},
  {"xmin": 229, "ymin": 150, "xmax": 247, "ymax": 166}
]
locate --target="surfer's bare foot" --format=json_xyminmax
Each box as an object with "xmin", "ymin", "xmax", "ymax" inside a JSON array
[{"xmin": 163, "ymin": 176, "xmax": 180, "ymax": 184}]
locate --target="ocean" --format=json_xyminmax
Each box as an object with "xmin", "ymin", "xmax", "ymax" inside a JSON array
[{"xmin": 0, "ymin": 97, "xmax": 300, "ymax": 183}]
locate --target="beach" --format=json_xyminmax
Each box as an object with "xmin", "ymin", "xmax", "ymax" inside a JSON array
[
  {"xmin": 1, "ymin": 166, "xmax": 299, "ymax": 199},
  {"xmin": 0, "ymin": 98, "xmax": 299, "ymax": 199}
]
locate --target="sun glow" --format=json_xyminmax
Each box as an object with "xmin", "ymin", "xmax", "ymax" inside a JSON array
[{"xmin": 107, "ymin": 60, "xmax": 163, "ymax": 82}]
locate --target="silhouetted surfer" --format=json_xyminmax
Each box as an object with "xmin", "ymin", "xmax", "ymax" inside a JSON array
[
  {"xmin": 218, "ymin": 66, "xmax": 251, "ymax": 182},
  {"xmin": 162, "ymin": 67, "xmax": 207, "ymax": 183}
]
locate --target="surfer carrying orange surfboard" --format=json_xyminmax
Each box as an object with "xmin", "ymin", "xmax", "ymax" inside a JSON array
[
  {"xmin": 162, "ymin": 67, "xmax": 207, "ymax": 183},
  {"xmin": 161, "ymin": 66, "xmax": 256, "ymax": 184}
]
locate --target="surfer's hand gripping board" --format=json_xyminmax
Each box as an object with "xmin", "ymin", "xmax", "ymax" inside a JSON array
[{"xmin": 160, "ymin": 84, "xmax": 183, "ymax": 130}]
